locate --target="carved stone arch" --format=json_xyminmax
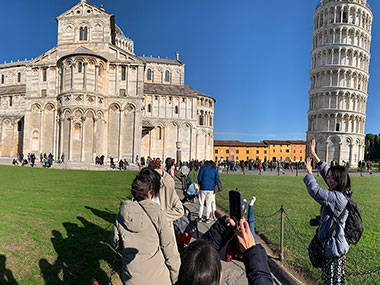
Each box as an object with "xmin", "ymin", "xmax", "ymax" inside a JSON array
[
  {"xmin": 169, "ymin": 121, "xmax": 179, "ymax": 128},
  {"xmin": 156, "ymin": 121, "xmax": 165, "ymax": 128},
  {"xmin": 64, "ymin": 59, "xmax": 74, "ymax": 67},
  {"xmin": 74, "ymin": 57, "xmax": 86, "ymax": 65},
  {"xmin": 31, "ymin": 103, "xmax": 42, "ymax": 112},
  {"xmin": 125, "ymin": 103, "xmax": 136, "ymax": 113},
  {"xmin": 73, "ymin": 108, "xmax": 84, "ymax": 119},
  {"xmin": 181, "ymin": 122, "xmax": 193, "ymax": 129},
  {"xmin": 96, "ymin": 110, "xmax": 104, "ymax": 120},
  {"xmin": 2, "ymin": 118, "xmax": 12, "ymax": 127},
  {"xmin": 109, "ymin": 103, "xmax": 121, "ymax": 113},
  {"xmin": 78, "ymin": 20, "xmax": 91, "ymax": 28},
  {"xmin": 85, "ymin": 109, "xmax": 96, "ymax": 119},
  {"xmin": 44, "ymin": 103, "xmax": 56, "ymax": 112},
  {"xmin": 94, "ymin": 20, "xmax": 105, "ymax": 28},
  {"xmin": 329, "ymin": 135, "xmax": 341, "ymax": 145},
  {"xmin": 65, "ymin": 21, "xmax": 76, "ymax": 29},
  {"xmin": 345, "ymin": 136, "xmax": 353, "ymax": 146},
  {"xmin": 87, "ymin": 57, "xmax": 97, "ymax": 65},
  {"xmin": 62, "ymin": 108, "xmax": 72, "ymax": 118}
]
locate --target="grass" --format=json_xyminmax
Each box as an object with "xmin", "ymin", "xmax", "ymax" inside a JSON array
[
  {"xmin": 215, "ymin": 172, "xmax": 380, "ymax": 284},
  {"xmin": 0, "ymin": 165, "xmax": 137, "ymax": 284},
  {"xmin": 2, "ymin": 166, "xmax": 379, "ymax": 284}
]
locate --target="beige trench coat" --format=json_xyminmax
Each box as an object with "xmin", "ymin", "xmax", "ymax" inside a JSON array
[{"xmin": 111, "ymin": 199, "xmax": 180, "ymax": 285}]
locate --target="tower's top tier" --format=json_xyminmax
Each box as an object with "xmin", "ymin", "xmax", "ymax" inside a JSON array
[{"xmin": 317, "ymin": 0, "xmax": 371, "ymax": 9}]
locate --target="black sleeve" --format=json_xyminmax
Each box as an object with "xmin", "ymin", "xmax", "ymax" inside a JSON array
[
  {"xmin": 243, "ymin": 245, "xmax": 273, "ymax": 285},
  {"xmin": 202, "ymin": 216, "xmax": 234, "ymax": 252}
]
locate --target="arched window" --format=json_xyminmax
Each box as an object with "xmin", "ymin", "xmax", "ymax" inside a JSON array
[
  {"xmin": 79, "ymin": 27, "xmax": 88, "ymax": 41},
  {"xmin": 199, "ymin": 115, "xmax": 204, "ymax": 126},
  {"xmin": 78, "ymin": 62, "xmax": 82, "ymax": 73},
  {"xmin": 336, "ymin": 123, "xmax": 340, "ymax": 131},
  {"xmin": 175, "ymin": 106, "xmax": 178, "ymax": 114},
  {"xmin": 148, "ymin": 104, "xmax": 151, "ymax": 112},
  {"xmin": 1, "ymin": 74, "xmax": 4, "ymax": 84},
  {"xmin": 147, "ymin": 69, "xmax": 152, "ymax": 81},
  {"xmin": 165, "ymin": 70, "xmax": 170, "ymax": 82}
]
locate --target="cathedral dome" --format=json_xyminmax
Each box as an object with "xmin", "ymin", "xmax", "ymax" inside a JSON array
[{"xmin": 115, "ymin": 25, "xmax": 127, "ymax": 40}]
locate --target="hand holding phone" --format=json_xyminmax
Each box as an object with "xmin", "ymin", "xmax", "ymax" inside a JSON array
[{"xmin": 229, "ymin": 190, "xmax": 242, "ymax": 222}]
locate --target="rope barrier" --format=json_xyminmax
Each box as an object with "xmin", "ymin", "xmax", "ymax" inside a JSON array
[
  {"xmin": 283, "ymin": 210, "xmax": 309, "ymax": 251},
  {"xmin": 255, "ymin": 208, "xmax": 282, "ymax": 219}
]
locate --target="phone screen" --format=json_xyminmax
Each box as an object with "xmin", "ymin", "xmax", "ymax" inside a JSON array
[{"xmin": 229, "ymin": 190, "xmax": 242, "ymax": 221}]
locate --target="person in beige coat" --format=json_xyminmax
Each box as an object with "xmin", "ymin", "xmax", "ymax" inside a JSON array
[
  {"xmin": 148, "ymin": 162, "xmax": 184, "ymax": 231},
  {"xmin": 111, "ymin": 168, "xmax": 180, "ymax": 285}
]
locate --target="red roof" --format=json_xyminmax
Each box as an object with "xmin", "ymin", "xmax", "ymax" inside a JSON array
[{"xmin": 214, "ymin": 140, "xmax": 267, "ymax": 147}]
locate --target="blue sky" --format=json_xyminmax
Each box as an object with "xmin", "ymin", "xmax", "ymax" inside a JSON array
[{"xmin": 0, "ymin": 0, "xmax": 378, "ymax": 142}]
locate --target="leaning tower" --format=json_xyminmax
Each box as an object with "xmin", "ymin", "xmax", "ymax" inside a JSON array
[{"xmin": 307, "ymin": 0, "xmax": 373, "ymax": 166}]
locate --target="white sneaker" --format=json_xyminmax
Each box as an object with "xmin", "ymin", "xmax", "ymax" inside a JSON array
[
  {"xmin": 241, "ymin": 199, "xmax": 247, "ymax": 214},
  {"xmin": 248, "ymin": 196, "xmax": 256, "ymax": 207}
]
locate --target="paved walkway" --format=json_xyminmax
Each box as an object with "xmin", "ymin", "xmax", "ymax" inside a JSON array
[{"xmin": 173, "ymin": 176, "xmax": 295, "ymax": 285}]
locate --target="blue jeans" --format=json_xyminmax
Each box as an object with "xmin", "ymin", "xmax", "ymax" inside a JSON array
[{"xmin": 247, "ymin": 205, "xmax": 256, "ymax": 243}]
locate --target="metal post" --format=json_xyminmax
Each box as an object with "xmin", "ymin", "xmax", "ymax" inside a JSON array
[
  {"xmin": 296, "ymin": 163, "xmax": 298, "ymax": 176},
  {"xmin": 278, "ymin": 166, "xmax": 280, "ymax": 176},
  {"xmin": 280, "ymin": 205, "xmax": 284, "ymax": 261}
]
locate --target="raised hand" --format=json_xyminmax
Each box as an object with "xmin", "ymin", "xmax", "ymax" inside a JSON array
[
  {"xmin": 310, "ymin": 139, "xmax": 316, "ymax": 155},
  {"xmin": 235, "ymin": 218, "xmax": 255, "ymax": 251},
  {"xmin": 305, "ymin": 157, "xmax": 313, "ymax": 174},
  {"xmin": 309, "ymin": 139, "xmax": 320, "ymax": 163}
]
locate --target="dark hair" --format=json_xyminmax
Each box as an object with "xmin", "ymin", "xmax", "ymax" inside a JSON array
[
  {"xmin": 327, "ymin": 166, "xmax": 350, "ymax": 194},
  {"xmin": 148, "ymin": 161, "xmax": 160, "ymax": 169},
  {"xmin": 131, "ymin": 167, "xmax": 160, "ymax": 201},
  {"xmin": 176, "ymin": 239, "xmax": 221, "ymax": 285}
]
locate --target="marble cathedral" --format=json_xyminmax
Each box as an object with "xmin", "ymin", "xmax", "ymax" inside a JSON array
[{"xmin": 0, "ymin": 0, "xmax": 214, "ymax": 163}]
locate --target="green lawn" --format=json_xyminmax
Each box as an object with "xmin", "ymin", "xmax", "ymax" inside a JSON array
[
  {"xmin": 0, "ymin": 165, "xmax": 137, "ymax": 284},
  {"xmin": 2, "ymin": 166, "xmax": 379, "ymax": 284},
  {"xmin": 216, "ymin": 173, "xmax": 380, "ymax": 284}
]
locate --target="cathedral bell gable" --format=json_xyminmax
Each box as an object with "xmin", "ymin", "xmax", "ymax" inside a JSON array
[
  {"xmin": 56, "ymin": 0, "xmax": 116, "ymax": 52},
  {"xmin": 56, "ymin": 0, "xmax": 112, "ymax": 21}
]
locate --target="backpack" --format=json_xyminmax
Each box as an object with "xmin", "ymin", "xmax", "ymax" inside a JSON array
[{"xmin": 344, "ymin": 196, "xmax": 363, "ymax": 245}]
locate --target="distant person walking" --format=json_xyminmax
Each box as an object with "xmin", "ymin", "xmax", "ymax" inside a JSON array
[{"xmin": 197, "ymin": 160, "xmax": 220, "ymax": 223}]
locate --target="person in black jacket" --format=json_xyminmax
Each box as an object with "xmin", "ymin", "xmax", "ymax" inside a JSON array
[{"xmin": 176, "ymin": 216, "xmax": 273, "ymax": 285}]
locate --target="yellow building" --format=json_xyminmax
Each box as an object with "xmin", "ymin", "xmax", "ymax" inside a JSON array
[
  {"xmin": 214, "ymin": 140, "xmax": 268, "ymax": 162},
  {"xmin": 214, "ymin": 140, "xmax": 306, "ymax": 162}
]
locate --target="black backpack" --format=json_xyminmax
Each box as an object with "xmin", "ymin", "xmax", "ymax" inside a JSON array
[{"xmin": 344, "ymin": 196, "xmax": 363, "ymax": 245}]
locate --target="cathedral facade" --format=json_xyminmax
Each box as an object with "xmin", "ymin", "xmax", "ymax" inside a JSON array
[
  {"xmin": 306, "ymin": 0, "xmax": 372, "ymax": 166},
  {"xmin": 0, "ymin": 0, "xmax": 214, "ymax": 163}
]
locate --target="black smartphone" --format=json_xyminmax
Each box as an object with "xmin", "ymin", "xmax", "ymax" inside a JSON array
[{"xmin": 229, "ymin": 190, "xmax": 242, "ymax": 221}]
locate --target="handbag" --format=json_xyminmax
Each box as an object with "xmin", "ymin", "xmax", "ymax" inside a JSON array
[
  {"xmin": 308, "ymin": 206, "xmax": 347, "ymax": 268},
  {"xmin": 308, "ymin": 228, "xmax": 324, "ymax": 268},
  {"xmin": 214, "ymin": 182, "xmax": 222, "ymax": 194}
]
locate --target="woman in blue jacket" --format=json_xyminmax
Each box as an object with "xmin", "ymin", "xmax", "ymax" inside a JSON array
[{"xmin": 304, "ymin": 139, "xmax": 349, "ymax": 285}]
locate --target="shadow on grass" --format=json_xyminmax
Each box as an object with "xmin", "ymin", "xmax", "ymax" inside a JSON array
[
  {"xmin": 0, "ymin": 255, "xmax": 18, "ymax": 284},
  {"xmin": 39, "ymin": 208, "xmax": 122, "ymax": 284}
]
